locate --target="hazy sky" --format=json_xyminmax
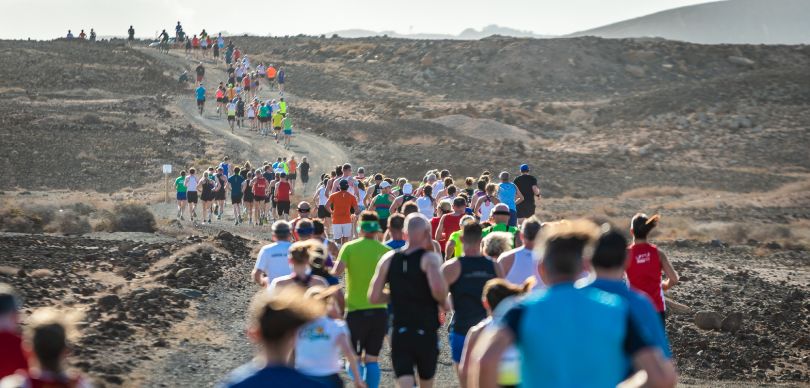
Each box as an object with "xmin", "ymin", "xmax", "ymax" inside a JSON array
[{"xmin": 5, "ymin": 0, "xmax": 717, "ymax": 39}]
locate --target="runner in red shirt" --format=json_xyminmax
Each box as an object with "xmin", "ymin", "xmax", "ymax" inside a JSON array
[
  {"xmin": 0, "ymin": 284, "xmax": 27, "ymax": 379},
  {"xmin": 626, "ymin": 214, "xmax": 680, "ymax": 322},
  {"xmin": 434, "ymin": 197, "xmax": 466, "ymax": 255},
  {"xmin": 274, "ymin": 173, "xmax": 294, "ymax": 221},
  {"xmin": 252, "ymin": 169, "xmax": 269, "ymax": 225}
]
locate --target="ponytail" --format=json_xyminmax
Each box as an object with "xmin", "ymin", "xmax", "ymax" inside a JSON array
[{"xmin": 631, "ymin": 213, "xmax": 660, "ymax": 239}]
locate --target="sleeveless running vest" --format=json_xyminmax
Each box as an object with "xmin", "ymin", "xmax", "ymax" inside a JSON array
[
  {"xmin": 449, "ymin": 256, "xmax": 497, "ymax": 334},
  {"xmin": 253, "ymin": 178, "xmax": 267, "ymax": 196},
  {"xmin": 626, "ymin": 243, "xmax": 665, "ymax": 312},
  {"xmin": 388, "ymin": 249, "xmax": 439, "ymax": 330},
  {"xmin": 276, "ymin": 181, "xmax": 291, "ymax": 201},
  {"xmin": 479, "ymin": 195, "xmax": 495, "ymax": 222},
  {"xmin": 505, "ymin": 247, "xmax": 543, "ymax": 289}
]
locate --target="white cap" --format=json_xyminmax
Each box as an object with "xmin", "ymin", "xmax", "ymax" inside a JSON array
[
  {"xmin": 380, "ymin": 181, "xmax": 391, "ymax": 189},
  {"xmin": 402, "ymin": 183, "xmax": 413, "ymax": 195}
]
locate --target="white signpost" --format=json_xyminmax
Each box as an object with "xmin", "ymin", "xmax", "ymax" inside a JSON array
[{"xmin": 163, "ymin": 164, "xmax": 172, "ymax": 203}]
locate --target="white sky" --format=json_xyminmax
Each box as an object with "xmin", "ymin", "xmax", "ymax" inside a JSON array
[{"xmin": 4, "ymin": 0, "xmax": 717, "ymax": 39}]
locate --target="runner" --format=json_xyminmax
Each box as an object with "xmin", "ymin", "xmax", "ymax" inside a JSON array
[
  {"xmin": 272, "ymin": 109, "xmax": 284, "ymax": 142},
  {"xmin": 175, "ymin": 170, "xmax": 188, "ymax": 220},
  {"xmin": 458, "ymin": 278, "xmax": 533, "ymax": 388},
  {"xmin": 227, "ymin": 98, "xmax": 237, "ymax": 132},
  {"xmin": 473, "ymin": 183, "xmax": 499, "ymax": 223},
  {"xmin": 268, "ymin": 240, "xmax": 329, "ymax": 290},
  {"xmin": 214, "ymin": 167, "xmax": 228, "ymax": 220},
  {"xmin": 314, "ymin": 178, "xmax": 332, "ymax": 233},
  {"xmin": 247, "ymin": 100, "xmax": 257, "ymax": 130},
  {"xmin": 330, "ymin": 211, "xmax": 390, "ymax": 388},
  {"xmin": 481, "ymin": 232, "xmax": 513, "ymax": 262},
  {"xmin": 0, "ymin": 284, "xmax": 27, "ymax": 379},
  {"xmin": 384, "ymin": 213, "xmax": 407, "ymax": 249},
  {"xmin": 195, "ymin": 61, "xmax": 205, "ymax": 83},
  {"xmin": 299, "ymin": 157, "xmax": 311, "ymax": 191},
  {"xmin": 185, "ymin": 168, "xmax": 199, "ymax": 222},
  {"xmin": 482, "ymin": 204, "xmax": 521, "ymax": 247},
  {"xmin": 368, "ymin": 213, "xmax": 448, "ymax": 388},
  {"xmin": 258, "ymin": 102, "xmax": 270, "ymax": 136},
  {"xmin": 127, "ymin": 26, "xmax": 134, "ymax": 46},
  {"xmin": 579, "ymin": 228, "xmax": 673, "ymax": 364},
  {"xmin": 216, "ymin": 85, "xmax": 226, "ymax": 117},
  {"xmin": 159, "ymin": 29, "xmax": 169, "ymax": 53},
  {"xmin": 514, "ymin": 164, "xmax": 541, "ymax": 224},
  {"xmin": 243, "ymin": 171, "xmax": 255, "ymax": 225},
  {"xmin": 414, "ymin": 184, "xmax": 436, "ymax": 220},
  {"xmin": 430, "ymin": 200, "xmax": 452, "ymax": 255},
  {"xmin": 218, "ymin": 287, "xmax": 324, "ymax": 387},
  {"xmin": 290, "ymin": 201, "xmax": 312, "ymax": 241},
  {"xmin": 473, "ymin": 219, "xmax": 678, "ymax": 388},
  {"xmin": 278, "ymin": 67, "xmax": 286, "ymax": 93},
  {"xmin": 236, "ymin": 96, "xmax": 245, "ymax": 128},
  {"xmin": 441, "ymin": 221, "xmax": 501, "ymax": 380},
  {"xmin": 434, "ymin": 197, "xmax": 466, "ymax": 256},
  {"xmin": 288, "ymin": 156, "xmax": 298, "ymax": 188},
  {"xmin": 195, "ymin": 82, "xmax": 206, "ymax": 115},
  {"xmin": 274, "ymin": 173, "xmax": 293, "ymax": 221},
  {"xmin": 89, "ymin": 29, "xmax": 96, "ymax": 42},
  {"xmin": 0, "ymin": 307, "xmax": 91, "ymax": 388},
  {"xmin": 282, "ymin": 114, "xmax": 294, "ymax": 149},
  {"xmin": 296, "ymin": 286, "xmax": 366, "ymax": 388},
  {"xmin": 175, "ymin": 21, "xmax": 183, "ymax": 40},
  {"xmin": 253, "ymin": 221, "xmax": 294, "ymax": 286},
  {"xmin": 212, "ymin": 39, "xmax": 220, "ymax": 62},
  {"xmin": 388, "ymin": 183, "xmax": 416, "ymax": 215},
  {"xmin": 325, "ymin": 180, "xmax": 358, "ymax": 245},
  {"xmin": 331, "ymin": 164, "xmax": 361, "ymax": 198},
  {"xmin": 627, "ymin": 214, "xmax": 680, "ymax": 323},
  {"xmin": 228, "ymin": 167, "xmax": 245, "ymax": 225},
  {"xmin": 252, "ymin": 169, "xmax": 269, "ymax": 225},
  {"xmin": 444, "ymin": 215, "xmax": 476, "ymax": 260},
  {"xmin": 199, "ymin": 172, "xmax": 215, "ymax": 224},
  {"xmin": 496, "ymin": 172, "xmax": 523, "ymax": 227},
  {"xmin": 370, "ymin": 181, "xmax": 393, "ymax": 232},
  {"xmin": 266, "ymin": 64, "xmax": 277, "ymax": 89},
  {"xmin": 497, "ymin": 216, "xmax": 542, "ymax": 289}
]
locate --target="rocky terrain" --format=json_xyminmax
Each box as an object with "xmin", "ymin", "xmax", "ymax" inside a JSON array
[{"xmin": 0, "ymin": 35, "xmax": 807, "ymax": 386}]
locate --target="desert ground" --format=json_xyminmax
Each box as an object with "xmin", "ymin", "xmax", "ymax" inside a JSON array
[{"xmin": 0, "ymin": 36, "xmax": 807, "ymax": 387}]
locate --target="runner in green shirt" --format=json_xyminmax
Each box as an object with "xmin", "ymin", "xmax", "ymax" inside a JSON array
[
  {"xmin": 175, "ymin": 171, "xmax": 188, "ymax": 220},
  {"xmin": 482, "ymin": 203, "xmax": 522, "ymax": 247},
  {"xmin": 371, "ymin": 182, "xmax": 394, "ymax": 232},
  {"xmin": 330, "ymin": 211, "xmax": 390, "ymax": 387}
]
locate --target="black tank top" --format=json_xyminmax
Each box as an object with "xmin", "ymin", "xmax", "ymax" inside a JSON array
[
  {"xmin": 388, "ymin": 249, "xmax": 439, "ymax": 331},
  {"xmin": 201, "ymin": 179, "xmax": 213, "ymax": 197},
  {"xmin": 449, "ymin": 256, "xmax": 497, "ymax": 334}
]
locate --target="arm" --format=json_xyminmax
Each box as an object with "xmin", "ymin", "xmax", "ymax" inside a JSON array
[
  {"xmin": 444, "ymin": 240, "xmax": 455, "ymax": 261},
  {"xmin": 389, "ymin": 197, "xmax": 401, "ymax": 215},
  {"xmin": 627, "ymin": 348, "xmax": 678, "ymax": 388},
  {"xmin": 423, "ymin": 251, "xmax": 448, "ymax": 305},
  {"xmin": 459, "ymin": 324, "xmax": 484, "ymax": 388},
  {"xmin": 251, "ymin": 268, "xmax": 266, "ymax": 286},
  {"xmin": 274, "ymin": 182, "xmax": 280, "ymax": 201},
  {"xmin": 435, "ymin": 215, "xmax": 446, "ymax": 241},
  {"xmin": 493, "ymin": 259, "xmax": 505, "ymax": 278},
  {"xmin": 497, "ymin": 251, "xmax": 515, "ymax": 276},
  {"xmin": 514, "ymin": 185, "xmax": 524, "ymax": 205},
  {"xmin": 532, "ymin": 184, "xmax": 541, "ymax": 197},
  {"xmin": 338, "ymin": 332, "xmax": 367, "ymax": 388},
  {"xmin": 659, "ymin": 250, "xmax": 679, "ymax": 290},
  {"xmin": 473, "ymin": 327, "xmax": 515, "ymax": 388},
  {"xmin": 368, "ymin": 253, "xmax": 392, "ymax": 304},
  {"xmin": 331, "ymin": 256, "xmax": 346, "ymax": 277}
]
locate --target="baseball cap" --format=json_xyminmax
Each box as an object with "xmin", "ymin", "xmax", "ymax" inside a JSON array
[
  {"xmin": 520, "ymin": 164, "xmax": 530, "ymax": 172},
  {"xmin": 271, "ymin": 220, "xmax": 291, "ymax": 236},
  {"xmin": 402, "ymin": 183, "xmax": 413, "ymax": 195},
  {"xmin": 280, "ymin": 172, "xmax": 287, "ymax": 178},
  {"xmin": 339, "ymin": 179, "xmax": 350, "ymax": 190},
  {"xmin": 380, "ymin": 181, "xmax": 391, "ymax": 189}
]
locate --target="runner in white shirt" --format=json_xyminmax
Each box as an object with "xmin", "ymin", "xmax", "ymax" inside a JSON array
[
  {"xmin": 252, "ymin": 221, "xmax": 293, "ymax": 286},
  {"xmin": 295, "ymin": 286, "xmax": 365, "ymax": 388},
  {"xmin": 497, "ymin": 217, "xmax": 544, "ymax": 289}
]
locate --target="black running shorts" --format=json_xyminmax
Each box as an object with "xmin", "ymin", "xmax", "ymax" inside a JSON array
[
  {"xmin": 254, "ymin": 195, "xmax": 265, "ymax": 202},
  {"xmin": 231, "ymin": 194, "xmax": 242, "ymax": 204},
  {"xmin": 346, "ymin": 309, "xmax": 388, "ymax": 357},
  {"xmin": 390, "ymin": 326, "xmax": 439, "ymax": 379},
  {"xmin": 215, "ymin": 189, "xmax": 226, "ymax": 201},
  {"xmin": 318, "ymin": 205, "xmax": 329, "ymax": 218},
  {"xmin": 276, "ymin": 200, "xmax": 290, "ymax": 216},
  {"xmin": 187, "ymin": 191, "xmax": 198, "ymax": 203}
]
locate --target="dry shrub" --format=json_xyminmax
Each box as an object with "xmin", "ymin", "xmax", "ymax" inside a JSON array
[
  {"xmin": 97, "ymin": 202, "xmax": 156, "ymax": 233},
  {"xmin": 45, "ymin": 209, "xmax": 91, "ymax": 235}
]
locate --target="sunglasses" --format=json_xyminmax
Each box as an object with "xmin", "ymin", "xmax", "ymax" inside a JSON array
[
  {"xmin": 298, "ymin": 208, "xmax": 311, "ymax": 212},
  {"xmin": 493, "ymin": 211, "xmax": 511, "ymax": 216}
]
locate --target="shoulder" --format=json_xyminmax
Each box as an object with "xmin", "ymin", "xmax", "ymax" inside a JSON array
[
  {"xmin": 220, "ymin": 361, "xmax": 263, "ymax": 387},
  {"xmin": 441, "ymin": 258, "xmax": 460, "ymax": 270}
]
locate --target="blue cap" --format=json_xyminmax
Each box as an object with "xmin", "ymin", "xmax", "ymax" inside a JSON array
[{"xmin": 520, "ymin": 164, "xmax": 529, "ymax": 172}]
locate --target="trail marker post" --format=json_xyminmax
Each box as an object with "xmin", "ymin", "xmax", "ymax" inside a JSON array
[{"xmin": 163, "ymin": 164, "xmax": 172, "ymax": 203}]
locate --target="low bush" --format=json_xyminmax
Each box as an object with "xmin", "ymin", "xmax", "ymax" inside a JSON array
[{"xmin": 97, "ymin": 202, "xmax": 156, "ymax": 233}]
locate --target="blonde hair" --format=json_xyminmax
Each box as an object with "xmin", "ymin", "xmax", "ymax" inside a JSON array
[
  {"xmin": 482, "ymin": 232, "xmax": 513, "ymax": 258},
  {"xmin": 26, "ymin": 307, "xmax": 83, "ymax": 371},
  {"xmin": 288, "ymin": 240, "xmax": 324, "ymax": 265}
]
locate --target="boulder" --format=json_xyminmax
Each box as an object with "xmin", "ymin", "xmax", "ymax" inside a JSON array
[
  {"xmin": 175, "ymin": 268, "xmax": 194, "ymax": 279},
  {"xmin": 695, "ymin": 310, "xmax": 723, "ymax": 330},
  {"xmin": 665, "ymin": 299, "xmax": 693, "ymax": 315},
  {"xmin": 721, "ymin": 312, "xmax": 743, "ymax": 333},
  {"xmin": 97, "ymin": 294, "xmax": 121, "ymax": 311},
  {"xmin": 728, "ymin": 56, "xmax": 755, "ymax": 67},
  {"xmin": 625, "ymin": 64, "xmax": 646, "ymax": 78}
]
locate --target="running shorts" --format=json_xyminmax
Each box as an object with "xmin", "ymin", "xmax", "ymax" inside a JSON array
[
  {"xmin": 288, "ymin": 173, "xmax": 296, "ymax": 181},
  {"xmin": 265, "ymin": 196, "xmax": 271, "ymax": 204},
  {"xmin": 201, "ymin": 192, "xmax": 215, "ymax": 202},
  {"xmin": 276, "ymin": 201, "xmax": 291, "ymax": 216},
  {"xmin": 176, "ymin": 192, "xmax": 187, "ymax": 201},
  {"xmin": 317, "ymin": 205, "xmax": 329, "ymax": 218},
  {"xmin": 516, "ymin": 202, "xmax": 535, "ymax": 219},
  {"xmin": 283, "ymin": 129, "xmax": 292, "ymax": 135},
  {"xmin": 196, "ymin": 75, "xmax": 204, "ymax": 82},
  {"xmin": 274, "ymin": 126, "xmax": 282, "ymax": 131},
  {"xmin": 245, "ymin": 85, "xmax": 251, "ymax": 91},
  {"xmin": 391, "ymin": 327, "xmax": 439, "ymax": 379},
  {"xmin": 217, "ymin": 97, "xmax": 225, "ymax": 103},
  {"xmin": 378, "ymin": 218, "xmax": 388, "ymax": 233},
  {"xmin": 187, "ymin": 191, "xmax": 198, "ymax": 203},
  {"xmin": 254, "ymin": 195, "xmax": 266, "ymax": 202},
  {"xmin": 227, "ymin": 115, "xmax": 235, "ymax": 121},
  {"xmin": 231, "ymin": 194, "xmax": 242, "ymax": 204},
  {"xmin": 346, "ymin": 308, "xmax": 388, "ymax": 357},
  {"xmin": 332, "ymin": 223, "xmax": 352, "ymax": 240},
  {"xmin": 301, "ymin": 175, "xmax": 309, "ymax": 183},
  {"xmin": 196, "ymin": 98, "xmax": 205, "ymax": 106},
  {"xmin": 215, "ymin": 189, "xmax": 226, "ymax": 201},
  {"xmin": 259, "ymin": 116, "xmax": 268, "ymax": 123},
  {"xmin": 449, "ymin": 331, "xmax": 466, "ymax": 363}
]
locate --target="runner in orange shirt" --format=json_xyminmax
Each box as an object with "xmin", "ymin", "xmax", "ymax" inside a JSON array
[{"xmin": 325, "ymin": 179, "xmax": 358, "ymax": 244}]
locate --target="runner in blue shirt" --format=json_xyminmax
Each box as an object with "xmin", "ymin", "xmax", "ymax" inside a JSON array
[
  {"xmin": 474, "ymin": 219, "xmax": 677, "ymax": 388},
  {"xmin": 496, "ymin": 172, "xmax": 523, "ymax": 227},
  {"xmin": 195, "ymin": 83, "xmax": 206, "ymax": 115},
  {"xmin": 218, "ymin": 288, "xmax": 327, "ymax": 388},
  {"xmin": 227, "ymin": 166, "xmax": 245, "ymax": 225},
  {"xmin": 578, "ymin": 228, "xmax": 673, "ymax": 365}
]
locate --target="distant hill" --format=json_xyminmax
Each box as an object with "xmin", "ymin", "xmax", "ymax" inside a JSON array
[
  {"xmin": 328, "ymin": 25, "xmax": 552, "ymax": 40},
  {"xmin": 569, "ymin": 0, "xmax": 810, "ymax": 44}
]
